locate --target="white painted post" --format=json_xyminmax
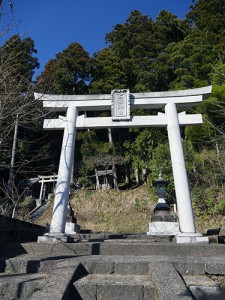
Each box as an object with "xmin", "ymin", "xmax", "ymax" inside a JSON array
[
  {"xmin": 50, "ymin": 106, "xmax": 78, "ymax": 233},
  {"xmin": 165, "ymin": 102, "xmax": 196, "ymax": 234}
]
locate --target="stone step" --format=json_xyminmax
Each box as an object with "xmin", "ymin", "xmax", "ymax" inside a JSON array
[
  {"xmin": 74, "ymin": 274, "xmax": 157, "ymax": 300},
  {"xmin": 71, "ymin": 233, "xmax": 173, "ymax": 242},
  {"xmin": 2, "ymin": 241, "xmax": 225, "ymax": 257},
  {"xmin": 0, "ymin": 272, "xmax": 46, "ymax": 299},
  {"xmin": 183, "ymin": 275, "xmax": 225, "ymax": 300},
  {"xmin": 0, "ymin": 254, "xmax": 78, "ymax": 275},
  {"xmin": 3, "ymin": 255, "xmax": 224, "ymax": 299}
]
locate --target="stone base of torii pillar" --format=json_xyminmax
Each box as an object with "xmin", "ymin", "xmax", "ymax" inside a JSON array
[
  {"xmin": 37, "ymin": 222, "xmax": 81, "ymax": 243},
  {"xmin": 38, "ymin": 233, "xmax": 70, "ymax": 243},
  {"xmin": 176, "ymin": 233, "xmax": 208, "ymax": 244},
  {"xmin": 37, "ymin": 203, "xmax": 80, "ymax": 243}
]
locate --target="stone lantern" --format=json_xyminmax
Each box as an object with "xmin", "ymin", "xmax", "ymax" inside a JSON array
[
  {"xmin": 147, "ymin": 174, "xmax": 180, "ymax": 236},
  {"xmin": 152, "ymin": 174, "xmax": 170, "ymax": 212}
]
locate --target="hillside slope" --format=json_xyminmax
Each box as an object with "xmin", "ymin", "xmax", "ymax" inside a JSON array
[
  {"xmin": 71, "ymin": 185, "xmax": 157, "ymax": 233},
  {"xmin": 36, "ymin": 185, "xmax": 157, "ymax": 233},
  {"xmin": 35, "ymin": 185, "xmax": 224, "ymax": 234}
]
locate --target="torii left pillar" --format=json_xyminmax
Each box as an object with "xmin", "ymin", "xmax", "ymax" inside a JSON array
[{"xmin": 38, "ymin": 106, "xmax": 78, "ymax": 243}]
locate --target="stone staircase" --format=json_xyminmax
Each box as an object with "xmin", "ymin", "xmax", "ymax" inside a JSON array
[
  {"xmin": 0, "ymin": 238, "xmax": 225, "ymax": 299},
  {"xmin": 27, "ymin": 201, "xmax": 50, "ymax": 223}
]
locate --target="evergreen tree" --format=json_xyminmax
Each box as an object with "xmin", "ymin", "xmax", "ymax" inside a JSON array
[
  {"xmin": 36, "ymin": 42, "xmax": 92, "ymax": 94},
  {"xmin": 90, "ymin": 48, "xmax": 126, "ymax": 93},
  {"xmin": 0, "ymin": 35, "xmax": 39, "ymax": 88}
]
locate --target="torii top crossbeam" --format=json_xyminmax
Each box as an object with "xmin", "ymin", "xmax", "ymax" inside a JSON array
[
  {"xmin": 34, "ymin": 85, "xmax": 212, "ymax": 111},
  {"xmin": 35, "ymin": 86, "xmax": 212, "ymax": 130}
]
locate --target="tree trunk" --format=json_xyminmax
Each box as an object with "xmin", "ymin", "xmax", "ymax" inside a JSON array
[
  {"xmin": 108, "ymin": 128, "xmax": 119, "ymax": 190},
  {"xmin": 95, "ymin": 169, "xmax": 100, "ymax": 190},
  {"xmin": 8, "ymin": 113, "xmax": 19, "ymax": 197},
  {"xmin": 112, "ymin": 159, "xmax": 118, "ymax": 190},
  {"xmin": 125, "ymin": 164, "xmax": 131, "ymax": 184},
  {"xmin": 142, "ymin": 167, "xmax": 147, "ymax": 184},
  {"xmin": 11, "ymin": 204, "xmax": 16, "ymax": 218},
  {"xmin": 135, "ymin": 166, "xmax": 140, "ymax": 185}
]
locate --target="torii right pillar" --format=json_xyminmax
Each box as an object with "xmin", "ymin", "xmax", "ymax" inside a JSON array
[{"xmin": 165, "ymin": 102, "xmax": 208, "ymax": 243}]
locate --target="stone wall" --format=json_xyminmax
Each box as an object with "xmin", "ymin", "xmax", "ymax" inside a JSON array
[{"xmin": 0, "ymin": 215, "xmax": 45, "ymax": 242}]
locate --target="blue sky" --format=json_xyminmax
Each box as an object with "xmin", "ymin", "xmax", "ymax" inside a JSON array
[{"xmin": 0, "ymin": 0, "xmax": 193, "ymax": 77}]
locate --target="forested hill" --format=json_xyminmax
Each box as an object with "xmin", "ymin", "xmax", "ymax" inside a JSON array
[{"xmin": 0, "ymin": 0, "xmax": 225, "ymax": 222}]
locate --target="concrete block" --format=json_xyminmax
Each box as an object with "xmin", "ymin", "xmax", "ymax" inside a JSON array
[
  {"xmin": 189, "ymin": 286, "xmax": 225, "ymax": 300},
  {"xmin": 148, "ymin": 262, "xmax": 193, "ymax": 299},
  {"xmin": 30, "ymin": 264, "xmax": 80, "ymax": 300},
  {"xmin": 218, "ymin": 236, "xmax": 225, "ymax": 243},
  {"xmin": 173, "ymin": 260, "xmax": 206, "ymax": 276},
  {"xmin": 96, "ymin": 275, "xmax": 146, "ymax": 300},
  {"xmin": 38, "ymin": 233, "xmax": 69, "ymax": 243},
  {"xmin": 82, "ymin": 260, "xmax": 115, "ymax": 274},
  {"xmin": 5, "ymin": 257, "xmax": 30, "ymax": 273},
  {"xmin": 176, "ymin": 234, "xmax": 209, "ymax": 244},
  {"xmin": 0, "ymin": 215, "xmax": 45, "ymax": 243},
  {"xmin": 22, "ymin": 242, "xmax": 96, "ymax": 255},
  {"xmin": 5, "ymin": 256, "xmax": 58, "ymax": 274},
  {"xmin": 205, "ymin": 261, "xmax": 225, "ymax": 275},
  {"xmin": 74, "ymin": 274, "xmax": 156, "ymax": 300},
  {"xmin": 0, "ymin": 273, "xmax": 45, "ymax": 300},
  {"xmin": 65, "ymin": 222, "xmax": 80, "ymax": 234},
  {"xmin": 97, "ymin": 283, "xmax": 144, "ymax": 300},
  {"xmin": 147, "ymin": 222, "xmax": 180, "ymax": 235},
  {"xmin": 184, "ymin": 275, "xmax": 225, "ymax": 299},
  {"xmin": 115, "ymin": 260, "xmax": 149, "ymax": 275},
  {"xmin": 74, "ymin": 276, "xmax": 97, "ymax": 300},
  {"xmin": 207, "ymin": 228, "xmax": 221, "ymax": 236},
  {"xmin": 100, "ymin": 242, "xmax": 225, "ymax": 257},
  {"xmin": 144, "ymin": 284, "xmax": 158, "ymax": 300},
  {"xmin": 0, "ymin": 279, "xmax": 19, "ymax": 299}
]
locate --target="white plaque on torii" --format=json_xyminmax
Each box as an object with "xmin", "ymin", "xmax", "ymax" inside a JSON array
[
  {"xmin": 35, "ymin": 85, "xmax": 212, "ymax": 244},
  {"xmin": 111, "ymin": 89, "xmax": 130, "ymax": 120}
]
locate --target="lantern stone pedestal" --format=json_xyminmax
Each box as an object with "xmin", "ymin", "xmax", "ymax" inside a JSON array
[
  {"xmin": 65, "ymin": 204, "xmax": 80, "ymax": 234},
  {"xmin": 147, "ymin": 206, "xmax": 180, "ymax": 236},
  {"xmin": 147, "ymin": 221, "xmax": 180, "ymax": 235},
  {"xmin": 147, "ymin": 174, "xmax": 208, "ymax": 243}
]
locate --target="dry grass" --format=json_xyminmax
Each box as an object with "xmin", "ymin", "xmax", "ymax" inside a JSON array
[
  {"xmin": 70, "ymin": 185, "xmax": 157, "ymax": 233},
  {"xmin": 34, "ymin": 203, "xmax": 53, "ymax": 226},
  {"xmin": 34, "ymin": 185, "xmax": 224, "ymax": 234},
  {"xmin": 195, "ymin": 215, "xmax": 225, "ymax": 234}
]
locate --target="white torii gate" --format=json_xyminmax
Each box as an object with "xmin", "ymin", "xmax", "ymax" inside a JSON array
[{"xmin": 35, "ymin": 86, "xmax": 212, "ymax": 243}]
